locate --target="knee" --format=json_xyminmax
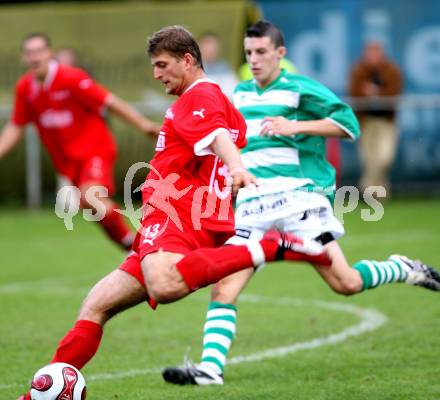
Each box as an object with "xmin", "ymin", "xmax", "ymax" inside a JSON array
[
  {"xmin": 147, "ymin": 282, "xmax": 176, "ymax": 304},
  {"xmin": 144, "ymin": 267, "xmax": 186, "ymax": 304}
]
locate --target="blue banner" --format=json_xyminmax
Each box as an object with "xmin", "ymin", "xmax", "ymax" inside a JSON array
[{"xmin": 256, "ymin": 0, "xmax": 440, "ymax": 190}]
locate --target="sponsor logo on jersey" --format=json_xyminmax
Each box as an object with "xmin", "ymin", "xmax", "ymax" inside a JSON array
[
  {"xmin": 39, "ymin": 109, "xmax": 73, "ymax": 128},
  {"xmin": 50, "ymin": 90, "xmax": 70, "ymax": 101},
  {"xmin": 241, "ymin": 196, "xmax": 288, "ymax": 217}
]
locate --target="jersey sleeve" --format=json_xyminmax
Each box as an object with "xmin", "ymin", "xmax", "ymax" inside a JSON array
[
  {"xmin": 299, "ymin": 77, "xmax": 360, "ymax": 141},
  {"xmin": 173, "ymin": 93, "xmax": 230, "ymax": 156},
  {"xmin": 69, "ymin": 68, "xmax": 110, "ymax": 114},
  {"xmin": 11, "ymin": 81, "xmax": 32, "ymax": 126}
]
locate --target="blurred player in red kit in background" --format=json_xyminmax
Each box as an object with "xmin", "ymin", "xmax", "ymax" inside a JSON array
[{"xmin": 0, "ymin": 33, "xmax": 160, "ymax": 251}]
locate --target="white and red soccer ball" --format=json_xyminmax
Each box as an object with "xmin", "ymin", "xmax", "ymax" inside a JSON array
[{"xmin": 30, "ymin": 363, "xmax": 86, "ymax": 400}]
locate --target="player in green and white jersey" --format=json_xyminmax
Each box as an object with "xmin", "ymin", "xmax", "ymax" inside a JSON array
[{"xmin": 162, "ymin": 20, "xmax": 440, "ymax": 386}]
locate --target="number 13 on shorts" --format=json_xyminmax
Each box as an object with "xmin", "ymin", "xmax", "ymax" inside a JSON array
[{"xmin": 142, "ymin": 223, "xmax": 161, "ymax": 245}]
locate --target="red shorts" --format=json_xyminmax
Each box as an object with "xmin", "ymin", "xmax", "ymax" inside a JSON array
[
  {"xmin": 61, "ymin": 155, "xmax": 116, "ymax": 196},
  {"xmin": 118, "ymin": 207, "xmax": 233, "ymax": 308}
]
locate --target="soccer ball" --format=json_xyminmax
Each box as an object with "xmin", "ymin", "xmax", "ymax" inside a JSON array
[{"xmin": 30, "ymin": 362, "xmax": 86, "ymax": 400}]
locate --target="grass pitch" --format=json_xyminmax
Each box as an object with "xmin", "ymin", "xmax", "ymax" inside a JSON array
[{"xmin": 1, "ymin": 198, "xmax": 439, "ymax": 400}]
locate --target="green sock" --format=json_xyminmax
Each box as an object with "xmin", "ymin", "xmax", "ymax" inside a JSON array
[
  {"xmin": 199, "ymin": 301, "xmax": 237, "ymax": 375},
  {"xmin": 353, "ymin": 258, "xmax": 408, "ymax": 291}
]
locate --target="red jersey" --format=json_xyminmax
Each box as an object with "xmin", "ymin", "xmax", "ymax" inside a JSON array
[
  {"xmin": 12, "ymin": 61, "xmax": 116, "ymax": 175},
  {"xmin": 143, "ymin": 80, "xmax": 247, "ymax": 232}
]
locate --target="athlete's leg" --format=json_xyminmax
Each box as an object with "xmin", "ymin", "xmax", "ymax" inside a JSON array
[
  {"xmin": 140, "ymin": 246, "xmax": 257, "ymax": 304},
  {"xmin": 313, "ymin": 241, "xmax": 363, "ymax": 295},
  {"xmin": 51, "ymin": 269, "xmax": 147, "ymax": 370},
  {"xmin": 142, "ymin": 225, "xmax": 330, "ymax": 305},
  {"xmin": 76, "ymin": 154, "xmax": 134, "ymax": 251},
  {"xmin": 210, "ymin": 268, "xmax": 254, "ymax": 304},
  {"xmin": 78, "ymin": 269, "xmax": 148, "ymax": 324},
  {"xmin": 78, "ymin": 181, "xmax": 134, "ymax": 251},
  {"xmin": 314, "ymin": 240, "xmax": 440, "ymax": 294},
  {"xmin": 161, "ymin": 267, "xmax": 254, "ymax": 385},
  {"xmin": 202, "ymin": 269, "xmax": 254, "ymax": 373}
]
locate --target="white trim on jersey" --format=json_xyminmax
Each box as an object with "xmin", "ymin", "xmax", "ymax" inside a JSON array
[
  {"xmin": 184, "ymin": 78, "xmax": 218, "ymax": 93},
  {"xmin": 43, "ymin": 60, "xmax": 59, "ymax": 89},
  {"xmin": 233, "ymin": 89, "xmax": 300, "ymax": 109},
  {"xmin": 326, "ymin": 117, "xmax": 356, "ymax": 141},
  {"xmin": 241, "ymin": 146, "xmax": 300, "ymax": 168},
  {"xmin": 193, "ymin": 127, "xmax": 230, "ymax": 156}
]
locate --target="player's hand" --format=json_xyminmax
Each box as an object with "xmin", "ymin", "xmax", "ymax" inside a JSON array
[
  {"xmin": 141, "ymin": 120, "xmax": 161, "ymax": 138},
  {"xmin": 229, "ymin": 167, "xmax": 258, "ymax": 196},
  {"xmin": 260, "ymin": 116, "xmax": 298, "ymax": 137}
]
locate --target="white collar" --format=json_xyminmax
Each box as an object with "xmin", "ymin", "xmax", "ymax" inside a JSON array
[
  {"xmin": 44, "ymin": 60, "xmax": 59, "ymax": 89},
  {"xmin": 33, "ymin": 60, "xmax": 58, "ymax": 89},
  {"xmin": 184, "ymin": 78, "xmax": 217, "ymax": 94}
]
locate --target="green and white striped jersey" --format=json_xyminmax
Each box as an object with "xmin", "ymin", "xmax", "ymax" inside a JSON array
[{"xmin": 233, "ymin": 69, "xmax": 360, "ymax": 204}]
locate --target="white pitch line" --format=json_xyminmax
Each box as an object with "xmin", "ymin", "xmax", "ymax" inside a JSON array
[
  {"xmin": 0, "ymin": 295, "xmax": 387, "ymax": 391},
  {"xmin": 228, "ymin": 295, "xmax": 387, "ymax": 365}
]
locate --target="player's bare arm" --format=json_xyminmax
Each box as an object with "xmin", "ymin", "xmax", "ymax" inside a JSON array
[
  {"xmin": 210, "ymin": 130, "xmax": 257, "ymax": 195},
  {"xmin": 105, "ymin": 94, "xmax": 160, "ymax": 137},
  {"xmin": 0, "ymin": 122, "xmax": 25, "ymax": 159},
  {"xmin": 260, "ymin": 116, "xmax": 349, "ymax": 138}
]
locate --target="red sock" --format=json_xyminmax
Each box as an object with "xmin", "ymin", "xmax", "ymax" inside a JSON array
[
  {"xmin": 98, "ymin": 207, "xmax": 134, "ymax": 251},
  {"xmin": 51, "ymin": 320, "xmax": 103, "ymax": 370},
  {"xmin": 175, "ymin": 233, "xmax": 293, "ymax": 292},
  {"xmin": 176, "ymin": 245, "xmax": 253, "ymax": 291}
]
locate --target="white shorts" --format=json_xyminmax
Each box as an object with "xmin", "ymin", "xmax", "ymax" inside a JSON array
[{"xmin": 226, "ymin": 190, "xmax": 344, "ymax": 246}]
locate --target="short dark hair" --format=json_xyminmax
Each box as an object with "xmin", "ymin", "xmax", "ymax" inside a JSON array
[
  {"xmin": 246, "ymin": 20, "xmax": 285, "ymax": 48},
  {"xmin": 147, "ymin": 25, "xmax": 203, "ymax": 68},
  {"xmin": 22, "ymin": 32, "xmax": 52, "ymax": 49}
]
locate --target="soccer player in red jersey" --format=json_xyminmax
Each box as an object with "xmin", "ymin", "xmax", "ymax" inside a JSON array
[
  {"xmin": 0, "ymin": 32, "xmax": 160, "ymax": 251},
  {"xmin": 17, "ymin": 26, "xmax": 330, "ymax": 400}
]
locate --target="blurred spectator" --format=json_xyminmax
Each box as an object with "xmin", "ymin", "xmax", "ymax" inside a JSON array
[
  {"xmin": 56, "ymin": 47, "xmax": 95, "ymax": 77},
  {"xmin": 349, "ymin": 41, "xmax": 402, "ymax": 194},
  {"xmin": 239, "ymin": 57, "xmax": 297, "ymax": 80},
  {"xmin": 55, "ymin": 47, "xmax": 80, "ymax": 67},
  {"xmin": 198, "ymin": 31, "xmax": 238, "ymax": 98}
]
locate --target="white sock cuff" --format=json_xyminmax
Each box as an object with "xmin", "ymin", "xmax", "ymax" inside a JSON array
[{"xmin": 246, "ymin": 240, "xmax": 266, "ymax": 267}]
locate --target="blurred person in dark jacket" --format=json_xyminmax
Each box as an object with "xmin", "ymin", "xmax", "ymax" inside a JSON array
[{"xmin": 349, "ymin": 41, "xmax": 402, "ymax": 194}]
